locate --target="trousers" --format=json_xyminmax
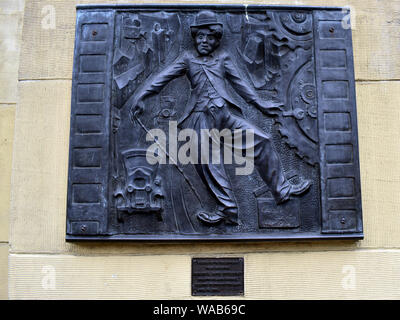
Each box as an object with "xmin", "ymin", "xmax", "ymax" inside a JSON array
[{"xmin": 183, "ymin": 102, "xmax": 290, "ymax": 223}]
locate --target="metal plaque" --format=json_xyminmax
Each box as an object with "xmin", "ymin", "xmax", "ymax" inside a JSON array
[
  {"xmin": 192, "ymin": 258, "xmax": 244, "ymax": 296},
  {"xmin": 66, "ymin": 4, "xmax": 363, "ymax": 241}
]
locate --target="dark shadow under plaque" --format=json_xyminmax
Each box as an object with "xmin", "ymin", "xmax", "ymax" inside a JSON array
[
  {"xmin": 66, "ymin": 4, "xmax": 363, "ymax": 241},
  {"xmin": 192, "ymin": 258, "xmax": 244, "ymax": 296}
]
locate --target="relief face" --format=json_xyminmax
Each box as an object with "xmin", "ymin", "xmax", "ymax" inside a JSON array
[{"xmin": 66, "ymin": 5, "xmax": 363, "ymax": 240}]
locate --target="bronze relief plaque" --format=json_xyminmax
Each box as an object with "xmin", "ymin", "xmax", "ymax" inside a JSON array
[{"xmin": 66, "ymin": 4, "xmax": 363, "ymax": 241}]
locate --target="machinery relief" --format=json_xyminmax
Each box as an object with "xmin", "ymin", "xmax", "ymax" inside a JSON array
[{"xmin": 66, "ymin": 5, "xmax": 363, "ymax": 240}]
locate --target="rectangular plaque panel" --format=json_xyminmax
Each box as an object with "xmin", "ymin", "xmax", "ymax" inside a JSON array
[
  {"xmin": 192, "ymin": 258, "xmax": 244, "ymax": 296},
  {"xmin": 66, "ymin": 4, "xmax": 363, "ymax": 241}
]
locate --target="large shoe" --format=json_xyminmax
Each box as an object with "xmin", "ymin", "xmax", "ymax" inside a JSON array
[
  {"xmin": 197, "ymin": 211, "xmax": 225, "ymax": 225},
  {"xmin": 277, "ymin": 179, "xmax": 312, "ymax": 204}
]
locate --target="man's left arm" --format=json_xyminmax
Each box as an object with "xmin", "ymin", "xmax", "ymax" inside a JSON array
[{"xmin": 224, "ymin": 55, "xmax": 282, "ymax": 116}]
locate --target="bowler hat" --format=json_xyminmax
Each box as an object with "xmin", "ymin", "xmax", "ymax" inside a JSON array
[{"xmin": 190, "ymin": 10, "xmax": 222, "ymax": 28}]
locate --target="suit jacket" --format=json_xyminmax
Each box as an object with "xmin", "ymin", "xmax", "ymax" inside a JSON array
[{"xmin": 130, "ymin": 50, "xmax": 259, "ymax": 125}]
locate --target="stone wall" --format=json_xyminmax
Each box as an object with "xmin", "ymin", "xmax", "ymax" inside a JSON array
[{"xmin": 0, "ymin": 0, "xmax": 25, "ymax": 299}]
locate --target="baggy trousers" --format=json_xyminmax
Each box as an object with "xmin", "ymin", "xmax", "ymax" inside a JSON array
[{"xmin": 183, "ymin": 103, "xmax": 291, "ymax": 223}]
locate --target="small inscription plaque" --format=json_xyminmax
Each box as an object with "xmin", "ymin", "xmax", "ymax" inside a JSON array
[{"xmin": 192, "ymin": 258, "xmax": 244, "ymax": 296}]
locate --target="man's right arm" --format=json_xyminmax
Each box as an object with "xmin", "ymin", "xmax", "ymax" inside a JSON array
[{"xmin": 133, "ymin": 54, "xmax": 188, "ymax": 109}]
